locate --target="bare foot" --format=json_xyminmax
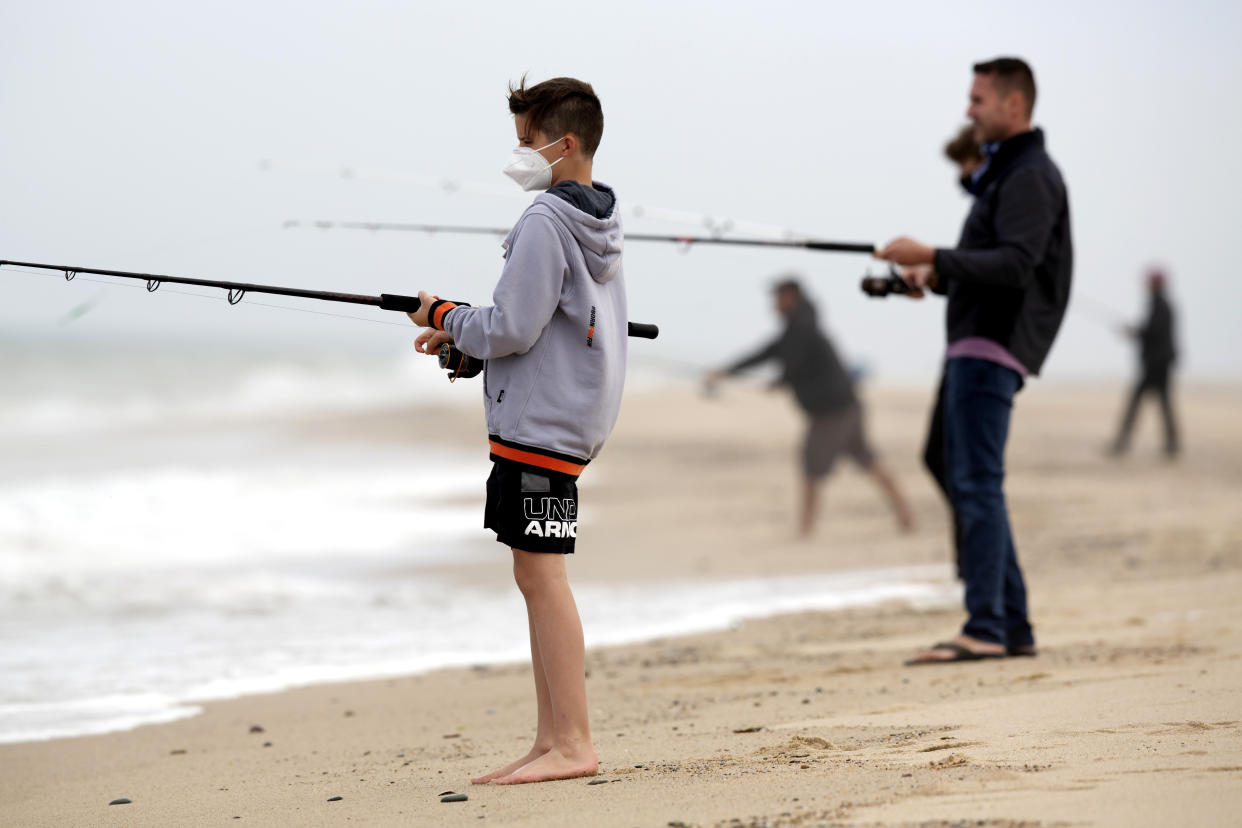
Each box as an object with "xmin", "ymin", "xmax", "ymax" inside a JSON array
[
  {"xmin": 471, "ymin": 747, "xmax": 550, "ymax": 785},
  {"xmin": 491, "ymin": 747, "xmax": 598, "ymax": 785}
]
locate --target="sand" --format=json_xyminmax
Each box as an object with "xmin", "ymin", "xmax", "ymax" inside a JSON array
[{"xmin": 3, "ymin": 381, "xmax": 1241, "ymax": 827}]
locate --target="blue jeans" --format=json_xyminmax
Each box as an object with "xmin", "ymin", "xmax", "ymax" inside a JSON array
[{"xmin": 943, "ymin": 357, "xmax": 1034, "ymax": 648}]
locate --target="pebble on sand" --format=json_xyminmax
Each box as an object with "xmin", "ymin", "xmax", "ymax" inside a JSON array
[
  {"xmin": 327, "ymin": 796, "xmax": 343, "ymax": 802},
  {"xmin": 248, "ymin": 725, "xmax": 264, "ymax": 734},
  {"xmin": 108, "ymin": 798, "xmax": 132, "ymax": 806},
  {"xmin": 587, "ymin": 779, "xmax": 611, "ymax": 785},
  {"xmin": 441, "ymin": 793, "xmax": 469, "ymax": 803}
]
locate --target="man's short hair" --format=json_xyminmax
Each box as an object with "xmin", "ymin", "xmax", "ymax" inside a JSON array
[
  {"xmin": 508, "ymin": 76, "xmax": 604, "ymax": 157},
  {"xmin": 973, "ymin": 57, "xmax": 1037, "ymax": 118},
  {"xmin": 944, "ymin": 124, "xmax": 982, "ymax": 165}
]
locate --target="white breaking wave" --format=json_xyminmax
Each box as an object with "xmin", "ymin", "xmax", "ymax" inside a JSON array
[
  {"xmin": 0, "ymin": 564, "xmax": 958, "ymax": 745},
  {"xmin": 0, "ymin": 347, "xmax": 460, "ymax": 436},
  {"xmin": 0, "ymin": 343, "xmax": 960, "ymax": 746}
]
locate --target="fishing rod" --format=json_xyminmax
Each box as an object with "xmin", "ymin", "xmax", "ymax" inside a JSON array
[
  {"xmin": 1, "ymin": 258, "xmax": 660, "ymax": 380},
  {"xmin": 282, "ymin": 220, "xmax": 877, "ymax": 254},
  {"xmin": 262, "ymin": 158, "xmax": 823, "ymax": 239},
  {"xmin": 859, "ymin": 265, "xmax": 1133, "ymax": 333}
]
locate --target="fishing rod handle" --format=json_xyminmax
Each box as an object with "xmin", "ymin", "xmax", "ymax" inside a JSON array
[
  {"xmin": 627, "ymin": 322, "xmax": 658, "ymax": 339},
  {"xmin": 379, "ymin": 293, "xmax": 421, "ymax": 312},
  {"xmin": 805, "ymin": 241, "xmax": 878, "ymax": 254},
  {"xmin": 381, "ymin": 289, "xmax": 657, "ymax": 339}
]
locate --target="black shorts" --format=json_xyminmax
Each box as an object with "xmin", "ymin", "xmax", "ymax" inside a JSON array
[
  {"xmin": 803, "ymin": 403, "xmax": 875, "ymax": 479},
  {"xmin": 484, "ymin": 458, "xmax": 580, "ymax": 554}
]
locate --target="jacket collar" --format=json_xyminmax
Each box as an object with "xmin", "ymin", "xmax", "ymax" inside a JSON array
[{"xmin": 974, "ymin": 128, "xmax": 1044, "ymax": 192}]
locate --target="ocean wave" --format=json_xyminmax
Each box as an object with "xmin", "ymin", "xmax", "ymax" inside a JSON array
[
  {"xmin": 0, "ymin": 348, "xmax": 462, "ymax": 436},
  {"xmin": 0, "ymin": 565, "xmax": 958, "ymax": 745}
]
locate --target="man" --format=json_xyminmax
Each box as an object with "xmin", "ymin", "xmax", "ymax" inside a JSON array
[
  {"xmin": 925, "ymin": 125, "xmax": 987, "ymax": 578},
  {"xmin": 710, "ymin": 279, "xmax": 914, "ymax": 537},
  {"xmin": 877, "ymin": 57, "xmax": 1073, "ymax": 664},
  {"xmin": 1110, "ymin": 269, "xmax": 1179, "ymax": 458}
]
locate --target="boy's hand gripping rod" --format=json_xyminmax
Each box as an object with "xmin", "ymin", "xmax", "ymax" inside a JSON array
[{"xmin": 0, "ymin": 259, "xmax": 660, "ymax": 378}]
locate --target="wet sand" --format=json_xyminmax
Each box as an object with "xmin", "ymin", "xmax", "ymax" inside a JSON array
[{"xmin": 2, "ymin": 382, "xmax": 1241, "ymax": 826}]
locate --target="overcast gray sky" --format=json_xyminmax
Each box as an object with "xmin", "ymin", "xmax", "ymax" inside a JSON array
[{"xmin": 2, "ymin": 0, "xmax": 1239, "ymax": 382}]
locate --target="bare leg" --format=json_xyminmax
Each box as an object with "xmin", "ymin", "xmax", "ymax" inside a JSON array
[
  {"xmin": 799, "ymin": 476, "xmax": 820, "ymax": 538},
  {"xmin": 471, "ymin": 608, "xmax": 554, "ymax": 784},
  {"xmin": 492, "ymin": 549, "xmax": 597, "ymax": 785},
  {"xmin": 869, "ymin": 461, "xmax": 915, "ymax": 532}
]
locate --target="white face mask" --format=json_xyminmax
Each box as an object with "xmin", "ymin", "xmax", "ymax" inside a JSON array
[{"xmin": 503, "ymin": 136, "xmax": 566, "ymax": 191}]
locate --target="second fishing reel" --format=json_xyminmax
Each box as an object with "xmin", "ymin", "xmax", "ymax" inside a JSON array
[
  {"xmin": 859, "ymin": 264, "xmax": 912, "ymax": 298},
  {"xmin": 438, "ymin": 343, "xmax": 484, "ymax": 382}
]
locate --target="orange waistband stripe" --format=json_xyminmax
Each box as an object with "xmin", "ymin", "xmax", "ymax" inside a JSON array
[{"xmin": 489, "ymin": 440, "xmax": 587, "ymax": 477}]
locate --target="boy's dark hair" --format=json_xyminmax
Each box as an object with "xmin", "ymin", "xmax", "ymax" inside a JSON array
[
  {"xmin": 944, "ymin": 124, "xmax": 982, "ymax": 165},
  {"xmin": 508, "ymin": 76, "xmax": 604, "ymax": 157},
  {"xmin": 973, "ymin": 57, "xmax": 1037, "ymax": 118}
]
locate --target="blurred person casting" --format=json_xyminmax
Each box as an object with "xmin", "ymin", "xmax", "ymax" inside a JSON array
[
  {"xmin": 709, "ymin": 279, "xmax": 914, "ymax": 537},
  {"xmin": 877, "ymin": 57, "xmax": 1073, "ymax": 665},
  {"xmin": 1109, "ymin": 268, "xmax": 1180, "ymax": 458}
]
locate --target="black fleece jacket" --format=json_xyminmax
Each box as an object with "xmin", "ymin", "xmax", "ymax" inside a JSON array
[
  {"xmin": 726, "ymin": 300, "xmax": 856, "ymax": 415},
  {"xmin": 933, "ymin": 129, "xmax": 1073, "ymax": 375},
  {"xmin": 1139, "ymin": 293, "xmax": 1177, "ymax": 369}
]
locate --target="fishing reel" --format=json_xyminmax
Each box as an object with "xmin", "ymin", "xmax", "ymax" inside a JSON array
[
  {"xmin": 859, "ymin": 265, "xmax": 911, "ymax": 298},
  {"xmin": 437, "ymin": 343, "xmax": 484, "ymax": 382}
]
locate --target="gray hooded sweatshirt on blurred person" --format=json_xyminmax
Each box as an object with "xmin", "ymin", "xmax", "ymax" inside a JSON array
[{"xmin": 442, "ymin": 181, "xmax": 627, "ymax": 467}]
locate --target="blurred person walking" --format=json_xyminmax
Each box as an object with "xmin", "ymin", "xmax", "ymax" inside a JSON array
[
  {"xmin": 709, "ymin": 278, "xmax": 914, "ymax": 538},
  {"xmin": 1109, "ymin": 269, "xmax": 1180, "ymax": 458},
  {"xmin": 877, "ymin": 57, "xmax": 1073, "ymax": 664}
]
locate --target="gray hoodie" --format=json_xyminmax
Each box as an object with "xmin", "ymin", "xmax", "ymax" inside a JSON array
[{"xmin": 441, "ymin": 183, "xmax": 627, "ymax": 471}]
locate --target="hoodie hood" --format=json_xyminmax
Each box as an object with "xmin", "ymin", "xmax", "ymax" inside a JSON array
[{"xmin": 530, "ymin": 182, "xmax": 623, "ymax": 283}]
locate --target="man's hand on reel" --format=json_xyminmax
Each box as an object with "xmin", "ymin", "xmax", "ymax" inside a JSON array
[{"xmin": 898, "ymin": 264, "xmax": 939, "ymax": 299}]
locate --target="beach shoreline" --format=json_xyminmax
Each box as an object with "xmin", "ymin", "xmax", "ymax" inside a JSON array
[{"xmin": 3, "ymin": 383, "xmax": 1241, "ymax": 826}]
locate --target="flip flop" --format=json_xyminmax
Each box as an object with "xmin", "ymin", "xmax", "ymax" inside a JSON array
[
  {"xmin": 1007, "ymin": 644, "xmax": 1038, "ymax": 657},
  {"xmin": 905, "ymin": 641, "xmax": 1006, "ymax": 666}
]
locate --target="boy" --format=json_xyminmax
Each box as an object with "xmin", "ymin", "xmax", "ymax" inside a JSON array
[{"xmin": 406, "ymin": 76, "xmax": 625, "ymax": 785}]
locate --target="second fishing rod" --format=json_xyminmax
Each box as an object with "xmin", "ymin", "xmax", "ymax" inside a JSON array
[
  {"xmin": 289, "ymin": 219, "xmax": 895, "ymax": 302},
  {"xmin": 284, "ymin": 219, "xmax": 879, "ymax": 255}
]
